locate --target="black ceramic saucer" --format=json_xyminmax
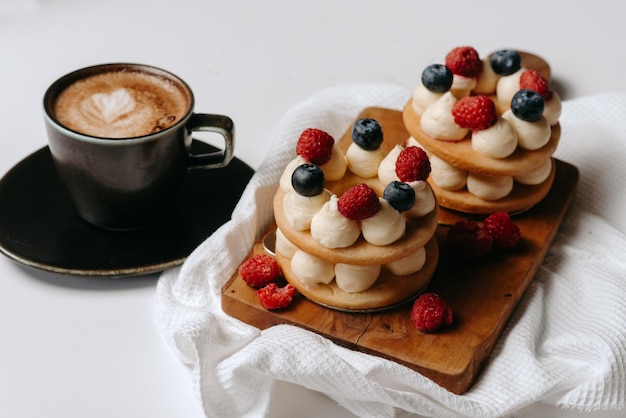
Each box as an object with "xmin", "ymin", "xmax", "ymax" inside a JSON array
[{"xmin": 0, "ymin": 141, "xmax": 254, "ymax": 277}]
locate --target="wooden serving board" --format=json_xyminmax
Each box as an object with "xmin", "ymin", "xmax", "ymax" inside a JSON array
[{"xmin": 221, "ymin": 107, "xmax": 578, "ymax": 394}]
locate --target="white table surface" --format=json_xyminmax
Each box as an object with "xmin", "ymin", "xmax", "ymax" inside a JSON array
[{"xmin": 1, "ymin": 1, "xmax": 624, "ymax": 417}]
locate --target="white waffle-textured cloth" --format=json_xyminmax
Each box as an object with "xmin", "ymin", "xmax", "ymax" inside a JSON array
[{"xmin": 156, "ymin": 85, "xmax": 626, "ymax": 418}]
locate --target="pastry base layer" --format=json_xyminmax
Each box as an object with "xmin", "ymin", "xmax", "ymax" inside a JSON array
[
  {"xmin": 403, "ymin": 101, "xmax": 561, "ymax": 176},
  {"xmin": 276, "ymin": 236, "xmax": 438, "ymax": 311}
]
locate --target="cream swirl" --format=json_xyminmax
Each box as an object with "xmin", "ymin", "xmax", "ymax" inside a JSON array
[
  {"xmin": 405, "ymin": 180, "xmax": 436, "ymax": 218},
  {"xmin": 473, "ymin": 57, "xmax": 499, "ymax": 94},
  {"xmin": 361, "ymin": 199, "xmax": 405, "ymax": 246},
  {"xmin": 429, "ymin": 153, "xmax": 467, "ymax": 191},
  {"xmin": 544, "ymin": 92, "xmax": 562, "ymax": 126},
  {"xmin": 495, "ymin": 67, "xmax": 525, "ymax": 107},
  {"xmin": 282, "ymin": 189, "xmax": 331, "ymax": 231},
  {"xmin": 377, "ymin": 144, "xmax": 403, "ymax": 185},
  {"xmin": 275, "ymin": 227, "xmax": 298, "ymax": 259},
  {"xmin": 310, "ymin": 195, "xmax": 360, "ymax": 248},
  {"xmin": 514, "ymin": 158, "xmax": 552, "ymax": 185},
  {"xmin": 450, "ymin": 74, "xmax": 477, "ymax": 99},
  {"xmin": 321, "ymin": 145, "xmax": 348, "ymax": 181},
  {"xmin": 334, "ymin": 264, "xmax": 381, "ymax": 293},
  {"xmin": 346, "ymin": 143, "xmax": 386, "ymax": 178},
  {"xmin": 466, "ymin": 172, "xmax": 513, "ymax": 201},
  {"xmin": 385, "ymin": 246, "xmax": 426, "ymax": 276},
  {"xmin": 502, "ymin": 109, "xmax": 551, "ymax": 150},
  {"xmin": 279, "ymin": 156, "xmax": 308, "ymax": 193},
  {"xmin": 420, "ymin": 92, "xmax": 469, "ymax": 141},
  {"xmin": 412, "ymin": 83, "xmax": 444, "ymax": 115},
  {"xmin": 290, "ymin": 250, "xmax": 335, "ymax": 288},
  {"xmin": 471, "ymin": 117, "xmax": 518, "ymax": 158}
]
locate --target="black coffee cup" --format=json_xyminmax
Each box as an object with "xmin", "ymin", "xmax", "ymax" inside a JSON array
[{"xmin": 43, "ymin": 63, "xmax": 234, "ymax": 230}]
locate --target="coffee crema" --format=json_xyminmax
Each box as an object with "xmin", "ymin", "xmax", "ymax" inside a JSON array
[{"xmin": 53, "ymin": 69, "xmax": 190, "ymax": 138}]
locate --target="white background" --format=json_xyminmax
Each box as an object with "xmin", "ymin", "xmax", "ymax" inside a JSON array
[{"xmin": 0, "ymin": 1, "xmax": 624, "ymax": 417}]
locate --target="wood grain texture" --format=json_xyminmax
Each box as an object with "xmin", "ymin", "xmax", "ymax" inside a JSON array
[{"xmin": 221, "ymin": 107, "xmax": 578, "ymax": 394}]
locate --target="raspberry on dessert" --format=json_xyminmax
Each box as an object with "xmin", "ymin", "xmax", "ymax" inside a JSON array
[
  {"xmin": 352, "ymin": 118, "xmax": 383, "ymax": 151},
  {"xmin": 490, "ymin": 49, "xmax": 522, "ymax": 76},
  {"xmin": 483, "ymin": 211, "xmax": 521, "ymax": 249},
  {"xmin": 520, "ymin": 69, "xmax": 553, "ymax": 100},
  {"xmin": 395, "ymin": 146, "xmax": 431, "ymax": 182},
  {"xmin": 452, "ymin": 95, "xmax": 497, "ymax": 131},
  {"xmin": 421, "ymin": 64, "xmax": 453, "ymax": 93},
  {"xmin": 410, "ymin": 293, "xmax": 454, "ymax": 333},
  {"xmin": 291, "ymin": 163, "xmax": 325, "ymax": 197},
  {"xmin": 256, "ymin": 283, "xmax": 296, "ymax": 310},
  {"xmin": 445, "ymin": 46, "xmax": 483, "ymax": 78},
  {"xmin": 337, "ymin": 183, "xmax": 381, "ymax": 221},
  {"xmin": 238, "ymin": 254, "xmax": 281, "ymax": 288},
  {"xmin": 296, "ymin": 128, "xmax": 335, "ymax": 165},
  {"xmin": 446, "ymin": 220, "xmax": 493, "ymax": 258},
  {"xmin": 383, "ymin": 181, "xmax": 415, "ymax": 212},
  {"xmin": 511, "ymin": 89, "xmax": 545, "ymax": 122}
]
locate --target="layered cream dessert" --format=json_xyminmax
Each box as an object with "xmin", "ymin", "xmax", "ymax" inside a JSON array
[
  {"xmin": 273, "ymin": 119, "xmax": 439, "ymax": 311},
  {"xmin": 403, "ymin": 47, "xmax": 562, "ymax": 215}
]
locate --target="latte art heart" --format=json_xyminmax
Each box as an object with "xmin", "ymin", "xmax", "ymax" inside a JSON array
[
  {"xmin": 53, "ymin": 69, "xmax": 190, "ymax": 138},
  {"xmin": 88, "ymin": 88, "xmax": 136, "ymax": 123}
]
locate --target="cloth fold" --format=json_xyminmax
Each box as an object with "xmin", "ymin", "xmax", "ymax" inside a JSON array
[{"xmin": 156, "ymin": 84, "xmax": 626, "ymax": 418}]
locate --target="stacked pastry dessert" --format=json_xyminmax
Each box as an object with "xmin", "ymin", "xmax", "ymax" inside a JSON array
[
  {"xmin": 273, "ymin": 119, "xmax": 439, "ymax": 311},
  {"xmin": 403, "ymin": 47, "xmax": 562, "ymax": 215}
]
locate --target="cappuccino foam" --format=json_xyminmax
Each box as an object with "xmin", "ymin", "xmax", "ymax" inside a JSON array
[{"xmin": 53, "ymin": 69, "xmax": 190, "ymax": 138}]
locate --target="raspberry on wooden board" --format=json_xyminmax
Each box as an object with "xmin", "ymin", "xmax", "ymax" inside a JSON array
[
  {"xmin": 483, "ymin": 211, "xmax": 521, "ymax": 250},
  {"xmin": 256, "ymin": 283, "xmax": 296, "ymax": 310},
  {"xmin": 411, "ymin": 293, "xmax": 454, "ymax": 333},
  {"xmin": 238, "ymin": 254, "xmax": 280, "ymax": 288}
]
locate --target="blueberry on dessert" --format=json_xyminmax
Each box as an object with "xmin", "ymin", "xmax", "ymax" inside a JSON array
[
  {"xmin": 383, "ymin": 181, "xmax": 416, "ymax": 212},
  {"xmin": 291, "ymin": 163, "xmax": 325, "ymax": 196},
  {"xmin": 511, "ymin": 89, "xmax": 545, "ymax": 122},
  {"xmin": 346, "ymin": 118, "xmax": 386, "ymax": 178},
  {"xmin": 352, "ymin": 118, "xmax": 383, "ymax": 150},
  {"xmin": 490, "ymin": 50, "xmax": 522, "ymax": 76},
  {"xmin": 421, "ymin": 64, "xmax": 453, "ymax": 93}
]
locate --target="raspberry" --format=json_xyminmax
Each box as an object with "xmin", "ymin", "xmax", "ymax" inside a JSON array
[
  {"xmin": 410, "ymin": 293, "xmax": 454, "ymax": 333},
  {"xmin": 238, "ymin": 254, "xmax": 280, "ymax": 288},
  {"xmin": 445, "ymin": 46, "xmax": 483, "ymax": 78},
  {"xmin": 483, "ymin": 211, "xmax": 521, "ymax": 250},
  {"xmin": 452, "ymin": 95, "xmax": 497, "ymax": 131},
  {"xmin": 519, "ymin": 69, "xmax": 553, "ymax": 100},
  {"xmin": 256, "ymin": 283, "xmax": 296, "ymax": 310},
  {"xmin": 446, "ymin": 220, "xmax": 493, "ymax": 258},
  {"xmin": 395, "ymin": 146, "xmax": 431, "ymax": 182},
  {"xmin": 337, "ymin": 183, "xmax": 381, "ymax": 221},
  {"xmin": 296, "ymin": 128, "xmax": 335, "ymax": 165}
]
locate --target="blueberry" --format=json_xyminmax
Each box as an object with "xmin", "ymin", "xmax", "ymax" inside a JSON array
[
  {"xmin": 291, "ymin": 164, "xmax": 325, "ymax": 196},
  {"xmin": 383, "ymin": 181, "xmax": 415, "ymax": 212},
  {"xmin": 352, "ymin": 118, "xmax": 383, "ymax": 151},
  {"xmin": 490, "ymin": 50, "xmax": 521, "ymax": 76},
  {"xmin": 511, "ymin": 89, "xmax": 544, "ymax": 122},
  {"xmin": 421, "ymin": 64, "xmax": 453, "ymax": 93}
]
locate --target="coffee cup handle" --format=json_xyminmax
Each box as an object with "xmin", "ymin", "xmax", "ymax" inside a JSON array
[{"xmin": 186, "ymin": 113, "xmax": 235, "ymax": 169}]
